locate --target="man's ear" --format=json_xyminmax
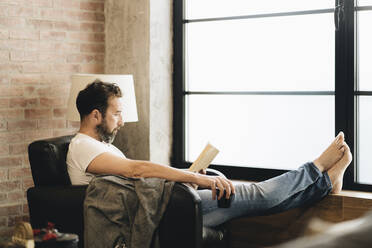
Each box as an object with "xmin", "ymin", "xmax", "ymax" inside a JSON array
[{"xmin": 91, "ymin": 109, "xmax": 102, "ymax": 123}]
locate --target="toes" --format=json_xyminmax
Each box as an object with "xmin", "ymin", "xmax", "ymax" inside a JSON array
[{"xmin": 335, "ymin": 132, "xmax": 345, "ymax": 145}]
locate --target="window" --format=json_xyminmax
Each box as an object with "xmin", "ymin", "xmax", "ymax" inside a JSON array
[{"xmin": 173, "ymin": 0, "xmax": 372, "ymax": 190}]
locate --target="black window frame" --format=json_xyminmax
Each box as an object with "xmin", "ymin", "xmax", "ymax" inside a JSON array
[{"xmin": 172, "ymin": 0, "xmax": 372, "ymax": 191}]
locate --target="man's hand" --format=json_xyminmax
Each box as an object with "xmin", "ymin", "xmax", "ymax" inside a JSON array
[
  {"xmin": 187, "ymin": 169, "xmax": 207, "ymax": 190},
  {"xmin": 196, "ymin": 174, "xmax": 235, "ymax": 200}
]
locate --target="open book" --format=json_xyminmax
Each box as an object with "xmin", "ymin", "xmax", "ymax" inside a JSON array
[{"xmin": 188, "ymin": 143, "xmax": 219, "ymax": 172}]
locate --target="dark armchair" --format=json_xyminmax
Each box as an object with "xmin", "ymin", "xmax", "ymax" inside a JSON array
[{"xmin": 26, "ymin": 135, "xmax": 228, "ymax": 248}]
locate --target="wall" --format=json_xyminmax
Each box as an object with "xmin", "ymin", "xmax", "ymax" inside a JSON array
[
  {"xmin": 0, "ymin": 0, "xmax": 105, "ymax": 236},
  {"xmin": 105, "ymin": 0, "xmax": 150, "ymax": 160},
  {"xmin": 149, "ymin": 0, "xmax": 173, "ymax": 164},
  {"xmin": 105, "ymin": 0, "xmax": 173, "ymax": 164}
]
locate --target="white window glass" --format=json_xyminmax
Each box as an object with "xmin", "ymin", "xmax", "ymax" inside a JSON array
[
  {"xmin": 357, "ymin": 96, "xmax": 372, "ymax": 184},
  {"xmin": 186, "ymin": 13, "xmax": 335, "ymax": 92},
  {"xmin": 357, "ymin": 11, "xmax": 372, "ymax": 91},
  {"xmin": 186, "ymin": 0, "xmax": 334, "ymax": 20},
  {"xmin": 186, "ymin": 95, "xmax": 335, "ymax": 170},
  {"xmin": 357, "ymin": 0, "xmax": 372, "ymax": 7}
]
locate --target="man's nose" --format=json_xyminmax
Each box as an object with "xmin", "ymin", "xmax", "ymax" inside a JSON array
[{"xmin": 118, "ymin": 115, "xmax": 124, "ymax": 127}]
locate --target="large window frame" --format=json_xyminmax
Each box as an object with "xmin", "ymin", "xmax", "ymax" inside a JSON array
[{"xmin": 172, "ymin": 0, "xmax": 372, "ymax": 191}]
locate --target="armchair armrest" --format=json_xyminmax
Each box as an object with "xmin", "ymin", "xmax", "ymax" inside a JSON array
[
  {"xmin": 206, "ymin": 168, "xmax": 227, "ymax": 179},
  {"xmin": 27, "ymin": 185, "xmax": 87, "ymax": 236},
  {"xmin": 159, "ymin": 182, "xmax": 203, "ymax": 248}
]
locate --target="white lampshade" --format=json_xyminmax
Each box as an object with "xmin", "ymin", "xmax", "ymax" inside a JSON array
[{"xmin": 67, "ymin": 74, "xmax": 138, "ymax": 122}]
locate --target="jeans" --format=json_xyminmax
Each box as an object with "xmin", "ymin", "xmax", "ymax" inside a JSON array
[{"xmin": 197, "ymin": 162, "xmax": 332, "ymax": 227}]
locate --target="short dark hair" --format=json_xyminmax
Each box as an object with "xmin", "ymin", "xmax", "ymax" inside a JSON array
[{"xmin": 76, "ymin": 79, "xmax": 122, "ymax": 120}]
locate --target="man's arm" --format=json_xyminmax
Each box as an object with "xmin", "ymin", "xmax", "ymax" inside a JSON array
[{"xmin": 87, "ymin": 152, "xmax": 235, "ymax": 200}]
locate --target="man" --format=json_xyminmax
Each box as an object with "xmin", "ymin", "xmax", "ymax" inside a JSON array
[{"xmin": 67, "ymin": 80, "xmax": 352, "ymax": 227}]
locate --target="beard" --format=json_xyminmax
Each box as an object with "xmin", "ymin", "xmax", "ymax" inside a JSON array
[{"xmin": 96, "ymin": 118, "xmax": 120, "ymax": 144}]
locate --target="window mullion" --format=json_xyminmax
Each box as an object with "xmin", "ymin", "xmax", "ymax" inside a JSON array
[{"xmin": 335, "ymin": 0, "xmax": 355, "ymax": 189}]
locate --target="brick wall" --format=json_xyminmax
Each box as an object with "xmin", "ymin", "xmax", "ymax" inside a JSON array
[{"xmin": 0, "ymin": 0, "xmax": 104, "ymax": 236}]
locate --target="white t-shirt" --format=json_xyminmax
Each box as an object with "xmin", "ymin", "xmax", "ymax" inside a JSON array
[{"xmin": 67, "ymin": 133, "xmax": 126, "ymax": 185}]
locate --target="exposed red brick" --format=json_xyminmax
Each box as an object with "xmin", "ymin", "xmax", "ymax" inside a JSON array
[
  {"xmin": 63, "ymin": 10, "xmax": 80, "ymax": 21},
  {"xmin": 0, "ymin": 86, "xmax": 23, "ymax": 97},
  {"xmin": 8, "ymin": 214, "xmax": 29, "ymax": 227},
  {"xmin": 24, "ymin": 129, "xmax": 53, "ymax": 142},
  {"xmin": 9, "ymin": 144, "xmax": 27, "ymax": 155},
  {"xmin": 0, "ymin": 109, "xmax": 24, "ymax": 120},
  {"xmin": 0, "ymin": 180, "xmax": 21, "ymax": 192},
  {"xmin": 53, "ymin": 108, "xmax": 67, "ymax": 118},
  {"xmin": 25, "ymin": 109, "xmax": 52, "ymax": 119},
  {"xmin": 0, "ymin": 144, "xmax": 9, "ymax": 156},
  {"xmin": 24, "ymin": 40, "xmax": 40, "ymax": 51},
  {"xmin": 0, "ymin": 17, "xmax": 25, "ymax": 28},
  {"xmin": 0, "ymin": 169, "xmax": 7, "ymax": 180},
  {"xmin": 10, "ymin": 51, "xmax": 38, "ymax": 62},
  {"xmin": 80, "ymin": 2, "xmax": 104, "ymax": 12},
  {"xmin": 0, "ymin": 120, "xmax": 6, "ymax": 131},
  {"xmin": 67, "ymin": 120, "xmax": 80, "ymax": 128},
  {"xmin": 79, "ymin": 12, "xmax": 104, "ymax": 22},
  {"xmin": 0, "ymin": 194, "xmax": 7, "ymax": 203},
  {"xmin": 40, "ymin": 31, "xmax": 66, "ymax": 41},
  {"xmin": 48, "ymin": 84, "xmax": 70, "ymax": 97},
  {"xmin": 10, "ymin": 75, "xmax": 41, "ymax": 84},
  {"xmin": 22, "ymin": 203, "xmax": 29, "ymax": 214},
  {"xmin": 7, "ymin": 120, "xmax": 37, "ymax": 131},
  {"xmin": 22, "ymin": 63, "xmax": 51, "ymax": 73},
  {"xmin": 54, "ymin": 42, "xmax": 80, "ymax": 53},
  {"xmin": 0, "ymin": 75, "xmax": 9, "ymax": 85},
  {"xmin": 0, "ymin": 157, "xmax": 22, "ymax": 167},
  {"xmin": 53, "ymin": 128, "xmax": 77, "ymax": 137},
  {"xmin": 40, "ymin": 74, "xmax": 70, "ymax": 84},
  {"xmin": 0, "ymin": 63, "xmax": 22, "ymax": 73},
  {"xmin": 67, "ymin": 54, "xmax": 94, "ymax": 63},
  {"xmin": 0, "ymin": 39, "xmax": 25, "ymax": 50},
  {"xmin": 0, "ymin": 99, "xmax": 9, "ymax": 108},
  {"xmin": 8, "ymin": 167, "xmax": 31, "ymax": 180},
  {"xmin": 81, "ymin": 63, "xmax": 104, "ymax": 74},
  {"xmin": 8, "ymin": 6, "xmax": 36, "ymax": 18},
  {"xmin": 0, "ymin": 205, "xmax": 21, "ymax": 216},
  {"xmin": 0, "ymin": 29, "xmax": 8, "ymax": 39},
  {"xmin": 26, "ymin": 19, "xmax": 53, "ymax": 30},
  {"xmin": 7, "ymin": 191, "xmax": 24, "ymax": 203},
  {"xmin": 0, "ymin": 7, "xmax": 8, "ymax": 17},
  {"xmin": 9, "ymin": 98, "xmax": 38, "ymax": 108},
  {"xmin": 32, "ymin": 0, "xmax": 53, "ymax": 8},
  {"xmin": 80, "ymin": 22, "xmax": 104, "ymax": 32},
  {"xmin": 39, "ymin": 97, "xmax": 66, "ymax": 107},
  {"xmin": 38, "ymin": 51, "xmax": 65, "ymax": 63},
  {"xmin": 0, "ymin": 132, "xmax": 25, "ymax": 144},
  {"xmin": 38, "ymin": 8, "xmax": 63, "ymax": 19},
  {"xmin": 53, "ymin": 63, "xmax": 80, "ymax": 73},
  {"xmin": 68, "ymin": 32, "xmax": 104, "ymax": 43},
  {"xmin": 10, "ymin": 30, "xmax": 39, "ymax": 40},
  {"xmin": 53, "ymin": 21, "xmax": 80, "ymax": 31},
  {"xmin": 22, "ymin": 178, "xmax": 34, "ymax": 190},
  {"xmin": 0, "ymin": 50, "xmax": 9, "ymax": 60},
  {"xmin": 37, "ymin": 119, "xmax": 66, "ymax": 129},
  {"xmin": 80, "ymin": 43, "xmax": 104, "ymax": 53},
  {"xmin": 53, "ymin": 0, "xmax": 80, "ymax": 9}
]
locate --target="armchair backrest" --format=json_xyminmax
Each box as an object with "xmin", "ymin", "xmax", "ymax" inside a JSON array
[{"xmin": 28, "ymin": 135, "xmax": 74, "ymax": 186}]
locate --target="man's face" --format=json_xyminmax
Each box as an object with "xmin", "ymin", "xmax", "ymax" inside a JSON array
[{"xmin": 96, "ymin": 96, "xmax": 124, "ymax": 143}]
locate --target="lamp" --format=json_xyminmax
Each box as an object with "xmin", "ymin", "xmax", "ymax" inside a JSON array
[{"xmin": 67, "ymin": 74, "xmax": 138, "ymax": 122}]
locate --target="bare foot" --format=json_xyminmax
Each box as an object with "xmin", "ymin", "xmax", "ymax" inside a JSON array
[
  {"xmin": 313, "ymin": 132, "xmax": 345, "ymax": 172},
  {"xmin": 328, "ymin": 143, "xmax": 352, "ymax": 194}
]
